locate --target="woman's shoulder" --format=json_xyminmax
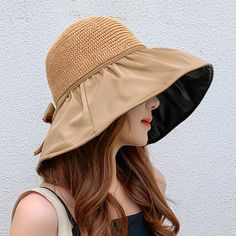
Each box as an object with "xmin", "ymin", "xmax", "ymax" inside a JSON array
[{"xmin": 9, "ymin": 191, "xmax": 58, "ymax": 236}]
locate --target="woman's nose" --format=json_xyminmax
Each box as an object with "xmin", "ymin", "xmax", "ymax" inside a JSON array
[{"xmin": 150, "ymin": 96, "xmax": 160, "ymax": 110}]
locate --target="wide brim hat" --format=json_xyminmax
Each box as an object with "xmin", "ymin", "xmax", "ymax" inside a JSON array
[{"xmin": 34, "ymin": 16, "xmax": 214, "ymax": 171}]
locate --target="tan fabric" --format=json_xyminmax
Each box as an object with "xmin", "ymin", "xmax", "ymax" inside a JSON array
[
  {"xmin": 35, "ymin": 46, "xmax": 213, "ymax": 170},
  {"xmin": 11, "ymin": 187, "xmax": 73, "ymax": 236}
]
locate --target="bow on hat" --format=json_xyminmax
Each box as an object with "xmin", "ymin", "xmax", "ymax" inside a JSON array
[{"xmin": 34, "ymin": 102, "xmax": 55, "ymax": 156}]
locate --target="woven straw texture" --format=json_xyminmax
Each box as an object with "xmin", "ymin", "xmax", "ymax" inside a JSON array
[{"xmin": 45, "ymin": 16, "xmax": 146, "ymax": 104}]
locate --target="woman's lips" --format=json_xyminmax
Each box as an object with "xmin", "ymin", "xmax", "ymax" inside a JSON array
[{"xmin": 141, "ymin": 120, "xmax": 151, "ymax": 128}]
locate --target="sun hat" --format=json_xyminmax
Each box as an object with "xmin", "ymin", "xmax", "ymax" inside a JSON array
[{"xmin": 34, "ymin": 16, "xmax": 214, "ymax": 171}]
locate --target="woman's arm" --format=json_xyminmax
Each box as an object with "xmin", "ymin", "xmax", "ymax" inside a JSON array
[{"xmin": 9, "ymin": 192, "xmax": 58, "ymax": 236}]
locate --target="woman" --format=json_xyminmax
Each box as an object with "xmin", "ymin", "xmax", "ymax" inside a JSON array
[{"xmin": 9, "ymin": 16, "xmax": 214, "ymax": 236}]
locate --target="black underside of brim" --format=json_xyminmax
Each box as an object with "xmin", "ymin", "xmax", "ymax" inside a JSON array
[{"xmin": 147, "ymin": 64, "xmax": 214, "ymax": 144}]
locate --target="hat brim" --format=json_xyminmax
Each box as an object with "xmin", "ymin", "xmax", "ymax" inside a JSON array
[{"xmin": 36, "ymin": 47, "xmax": 213, "ymax": 169}]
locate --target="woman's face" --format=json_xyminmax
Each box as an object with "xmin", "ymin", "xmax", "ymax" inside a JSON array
[{"xmin": 117, "ymin": 95, "xmax": 160, "ymax": 147}]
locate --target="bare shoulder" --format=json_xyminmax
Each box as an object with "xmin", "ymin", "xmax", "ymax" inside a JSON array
[
  {"xmin": 9, "ymin": 192, "xmax": 58, "ymax": 236},
  {"xmin": 151, "ymin": 165, "xmax": 167, "ymax": 195}
]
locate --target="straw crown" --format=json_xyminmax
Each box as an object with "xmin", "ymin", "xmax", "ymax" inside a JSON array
[{"xmin": 45, "ymin": 16, "xmax": 146, "ymax": 105}]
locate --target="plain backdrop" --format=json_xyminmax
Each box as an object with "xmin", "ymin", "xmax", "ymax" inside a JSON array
[{"xmin": 1, "ymin": 0, "xmax": 235, "ymax": 235}]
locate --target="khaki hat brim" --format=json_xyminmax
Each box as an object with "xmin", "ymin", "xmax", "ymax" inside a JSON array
[{"xmin": 35, "ymin": 47, "xmax": 213, "ymax": 170}]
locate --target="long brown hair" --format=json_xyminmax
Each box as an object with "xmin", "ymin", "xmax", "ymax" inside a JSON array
[{"xmin": 37, "ymin": 112, "xmax": 180, "ymax": 236}]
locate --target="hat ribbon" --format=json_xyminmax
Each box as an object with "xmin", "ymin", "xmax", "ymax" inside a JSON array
[{"xmin": 33, "ymin": 102, "xmax": 55, "ymax": 156}]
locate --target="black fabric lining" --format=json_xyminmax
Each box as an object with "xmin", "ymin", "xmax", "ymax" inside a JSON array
[{"xmin": 148, "ymin": 64, "xmax": 214, "ymax": 144}]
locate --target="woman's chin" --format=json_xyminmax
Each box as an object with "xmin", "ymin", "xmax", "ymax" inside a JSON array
[{"xmin": 133, "ymin": 138, "xmax": 149, "ymax": 147}]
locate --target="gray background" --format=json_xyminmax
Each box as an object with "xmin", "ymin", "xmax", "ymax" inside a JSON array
[{"xmin": 1, "ymin": 0, "xmax": 235, "ymax": 235}]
